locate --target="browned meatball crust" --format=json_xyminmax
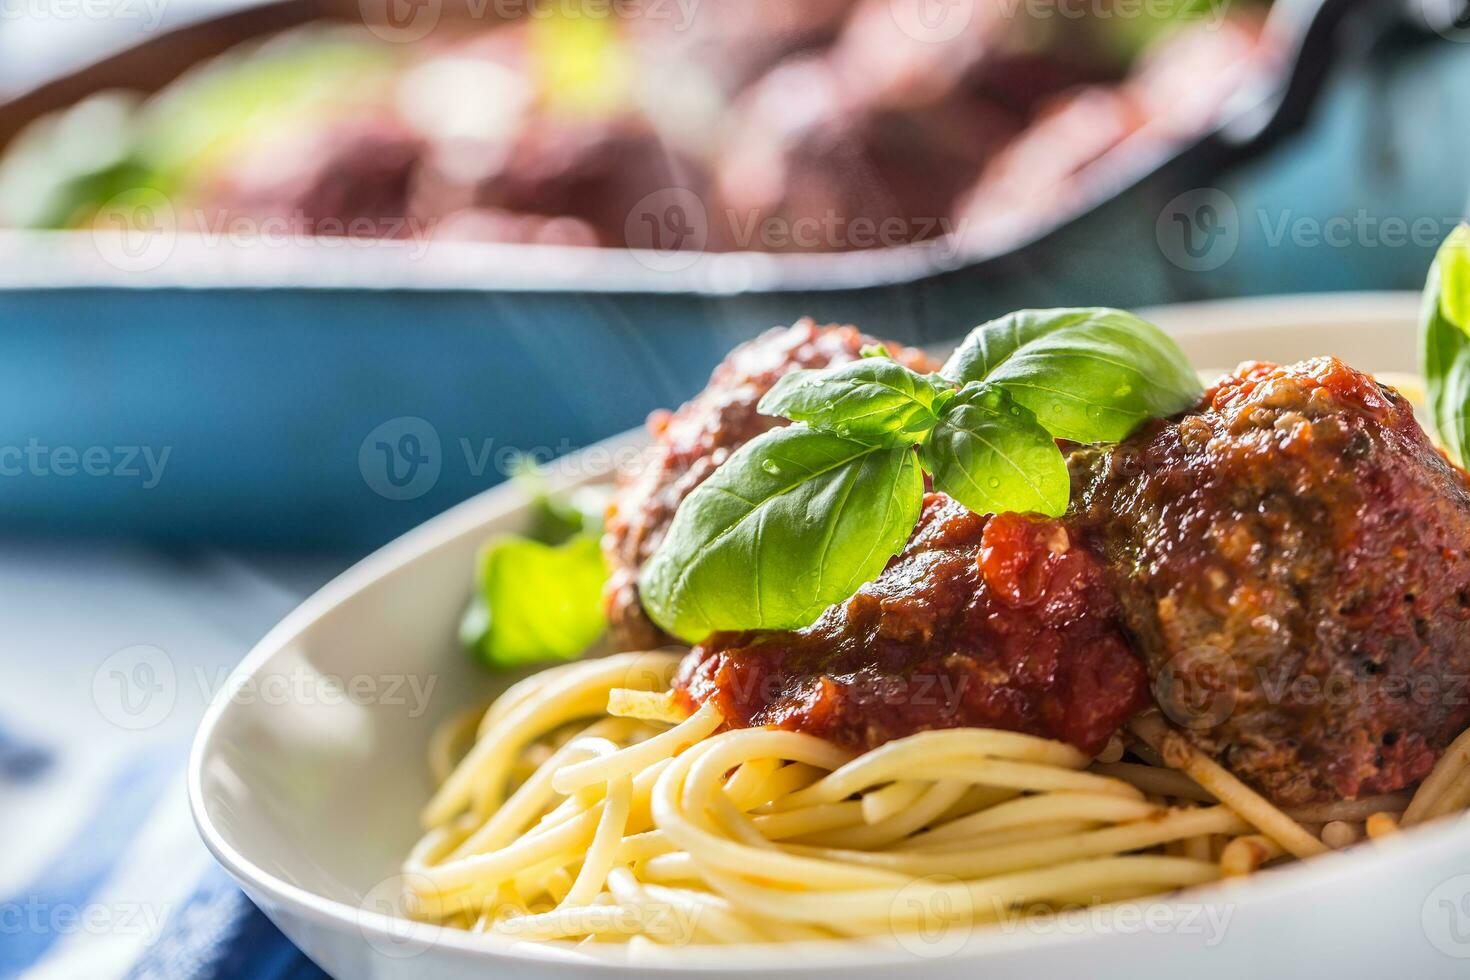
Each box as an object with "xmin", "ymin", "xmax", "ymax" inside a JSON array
[
  {"xmin": 1070, "ymin": 357, "xmax": 1470, "ymax": 805},
  {"xmin": 601, "ymin": 320, "xmax": 937, "ymax": 649}
]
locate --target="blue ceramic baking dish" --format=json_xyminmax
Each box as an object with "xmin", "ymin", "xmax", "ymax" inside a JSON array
[{"xmin": 0, "ymin": 0, "xmax": 1458, "ymax": 552}]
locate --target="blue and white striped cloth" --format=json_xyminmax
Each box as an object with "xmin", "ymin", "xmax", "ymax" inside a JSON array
[{"xmin": 0, "ymin": 545, "xmax": 343, "ymax": 980}]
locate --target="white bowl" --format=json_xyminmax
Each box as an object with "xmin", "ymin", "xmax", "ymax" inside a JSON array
[{"xmin": 189, "ymin": 292, "xmax": 1470, "ymax": 979}]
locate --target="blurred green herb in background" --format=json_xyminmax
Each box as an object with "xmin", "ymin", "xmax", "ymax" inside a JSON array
[
  {"xmin": 0, "ymin": 31, "xmax": 392, "ymax": 230},
  {"xmin": 460, "ymin": 461, "xmax": 609, "ymax": 671},
  {"xmin": 1421, "ymin": 224, "xmax": 1470, "ymax": 468}
]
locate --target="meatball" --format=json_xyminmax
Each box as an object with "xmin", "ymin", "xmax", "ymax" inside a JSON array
[
  {"xmin": 403, "ymin": 26, "xmax": 708, "ymax": 250},
  {"xmin": 644, "ymin": 0, "xmax": 858, "ymax": 93},
  {"xmin": 953, "ymin": 86, "xmax": 1145, "ymax": 244},
  {"xmin": 456, "ymin": 116, "xmax": 707, "ymax": 250},
  {"xmin": 712, "ymin": 57, "xmax": 1016, "ymax": 252},
  {"xmin": 676, "ymin": 496, "xmax": 1151, "ymax": 756},
  {"xmin": 831, "ymin": 0, "xmax": 1110, "ymax": 118},
  {"xmin": 205, "ymin": 117, "xmax": 422, "ymax": 238},
  {"xmin": 602, "ymin": 320, "xmax": 936, "ymax": 649},
  {"xmin": 954, "ymin": 15, "xmax": 1266, "ymax": 246},
  {"xmin": 1124, "ymin": 12, "xmax": 1270, "ymax": 141},
  {"xmin": 1070, "ymin": 357, "xmax": 1470, "ymax": 805}
]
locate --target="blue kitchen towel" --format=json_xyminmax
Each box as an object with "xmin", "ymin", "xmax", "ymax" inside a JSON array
[
  {"xmin": 0, "ymin": 748, "xmax": 327, "ymax": 980},
  {"xmin": 0, "ymin": 546, "xmax": 344, "ymax": 980},
  {"xmin": 123, "ymin": 867, "xmax": 328, "ymax": 980}
]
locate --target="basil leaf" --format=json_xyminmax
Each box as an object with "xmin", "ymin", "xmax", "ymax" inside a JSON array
[
  {"xmin": 1422, "ymin": 224, "xmax": 1470, "ymax": 467},
  {"xmin": 757, "ymin": 357, "xmax": 945, "ymax": 446},
  {"xmin": 639, "ymin": 426, "xmax": 924, "ymax": 642},
  {"xmin": 462, "ymin": 535, "xmax": 608, "ymax": 670},
  {"xmin": 920, "ymin": 383, "xmax": 1070, "ymax": 518},
  {"xmin": 941, "ymin": 307, "xmax": 1202, "ymax": 443},
  {"xmin": 1439, "ymin": 224, "xmax": 1470, "ymax": 331}
]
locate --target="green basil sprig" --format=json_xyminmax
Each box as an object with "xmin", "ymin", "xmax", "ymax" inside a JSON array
[
  {"xmin": 639, "ymin": 308, "xmax": 1202, "ymax": 642},
  {"xmin": 1422, "ymin": 224, "xmax": 1470, "ymax": 467}
]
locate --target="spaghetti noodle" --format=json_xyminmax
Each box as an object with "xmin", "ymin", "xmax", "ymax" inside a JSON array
[{"xmin": 402, "ymin": 651, "xmax": 1470, "ymax": 947}]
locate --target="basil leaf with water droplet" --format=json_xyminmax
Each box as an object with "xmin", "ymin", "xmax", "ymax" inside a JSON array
[
  {"xmin": 1422, "ymin": 224, "xmax": 1470, "ymax": 467},
  {"xmin": 638, "ymin": 425, "xmax": 924, "ymax": 642},
  {"xmin": 919, "ymin": 382, "xmax": 1070, "ymax": 518},
  {"xmin": 941, "ymin": 307, "xmax": 1202, "ymax": 444},
  {"xmin": 757, "ymin": 356, "xmax": 946, "ymax": 446}
]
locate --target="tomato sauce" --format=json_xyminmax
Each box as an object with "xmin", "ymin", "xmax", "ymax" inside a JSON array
[{"xmin": 675, "ymin": 493, "xmax": 1150, "ymax": 755}]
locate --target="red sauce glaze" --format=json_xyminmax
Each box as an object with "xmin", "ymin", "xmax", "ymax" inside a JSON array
[
  {"xmin": 1207, "ymin": 357, "xmax": 1400, "ymax": 425},
  {"xmin": 674, "ymin": 494, "xmax": 1151, "ymax": 755}
]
